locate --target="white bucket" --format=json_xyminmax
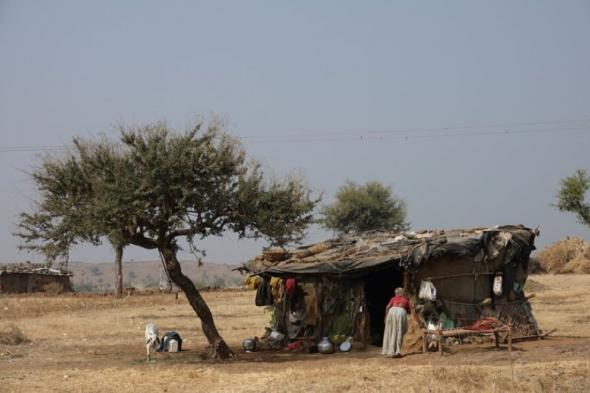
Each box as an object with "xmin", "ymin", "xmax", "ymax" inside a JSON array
[{"xmin": 168, "ymin": 339, "xmax": 179, "ymax": 353}]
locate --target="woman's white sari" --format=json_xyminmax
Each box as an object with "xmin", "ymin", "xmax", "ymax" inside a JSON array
[{"xmin": 382, "ymin": 307, "xmax": 408, "ymax": 357}]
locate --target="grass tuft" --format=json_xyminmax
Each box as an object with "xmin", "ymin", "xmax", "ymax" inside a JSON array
[{"xmin": 0, "ymin": 325, "xmax": 29, "ymax": 345}]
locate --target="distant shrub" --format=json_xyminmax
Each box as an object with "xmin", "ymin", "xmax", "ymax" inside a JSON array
[
  {"xmin": 0, "ymin": 325, "xmax": 29, "ymax": 345},
  {"xmin": 74, "ymin": 282, "xmax": 96, "ymax": 292},
  {"xmin": 194, "ymin": 280, "xmax": 208, "ymax": 290},
  {"xmin": 537, "ymin": 237, "xmax": 590, "ymax": 273},
  {"xmin": 212, "ymin": 276, "xmax": 226, "ymax": 288},
  {"xmin": 142, "ymin": 275, "xmax": 158, "ymax": 288},
  {"xmin": 230, "ymin": 276, "xmax": 245, "ymax": 287},
  {"xmin": 90, "ymin": 266, "xmax": 102, "ymax": 276}
]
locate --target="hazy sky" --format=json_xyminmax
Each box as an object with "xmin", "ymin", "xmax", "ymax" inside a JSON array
[{"xmin": 1, "ymin": 1, "xmax": 589, "ymax": 264}]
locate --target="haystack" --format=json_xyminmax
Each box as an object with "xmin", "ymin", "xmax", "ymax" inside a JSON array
[{"xmin": 537, "ymin": 236, "xmax": 590, "ymax": 273}]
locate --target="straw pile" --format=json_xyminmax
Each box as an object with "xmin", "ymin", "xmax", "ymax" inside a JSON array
[{"xmin": 536, "ymin": 237, "xmax": 590, "ymax": 274}]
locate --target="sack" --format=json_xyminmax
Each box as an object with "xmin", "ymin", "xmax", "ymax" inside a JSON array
[
  {"xmin": 493, "ymin": 275, "xmax": 503, "ymax": 296},
  {"xmin": 255, "ymin": 278, "xmax": 273, "ymax": 306},
  {"xmin": 419, "ymin": 280, "xmax": 437, "ymax": 301}
]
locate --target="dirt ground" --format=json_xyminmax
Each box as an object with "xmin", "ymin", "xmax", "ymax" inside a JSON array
[{"xmin": 1, "ymin": 274, "xmax": 589, "ymax": 393}]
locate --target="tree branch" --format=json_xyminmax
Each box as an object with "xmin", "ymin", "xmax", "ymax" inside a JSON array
[
  {"xmin": 128, "ymin": 233, "xmax": 158, "ymax": 249},
  {"xmin": 166, "ymin": 227, "xmax": 199, "ymax": 242}
]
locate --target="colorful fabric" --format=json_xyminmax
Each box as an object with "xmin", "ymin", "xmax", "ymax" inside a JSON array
[
  {"xmin": 387, "ymin": 295, "xmax": 412, "ymax": 315},
  {"xmin": 244, "ymin": 275, "xmax": 261, "ymax": 290},
  {"xmin": 287, "ymin": 340, "xmax": 303, "ymax": 351},
  {"xmin": 382, "ymin": 307, "xmax": 408, "ymax": 356},
  {"xmin": 464, "ymin": 317, "xmax": 501, "ymax": 331},
  {"xmin": 270, "ymin": 276, "xmax": 282, "ymax": 301},
  {"xmin": 285, "ymin": 278, "xmax": 297, "ymax": 297}
]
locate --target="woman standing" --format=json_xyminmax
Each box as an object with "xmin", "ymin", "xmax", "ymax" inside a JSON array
[{"xmin": 382, "ymin": 287, "xmax": 411, "ymax": 358}]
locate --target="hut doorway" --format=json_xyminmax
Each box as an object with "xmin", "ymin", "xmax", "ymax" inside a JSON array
[{"xmin": 364, "ymin": 265, "xmax": 404, "ymax": 346}]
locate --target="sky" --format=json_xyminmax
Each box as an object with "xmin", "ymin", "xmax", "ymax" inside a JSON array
[{"xmin": 0, "ymin": 0, "xmax": 589, "ymax": 264}]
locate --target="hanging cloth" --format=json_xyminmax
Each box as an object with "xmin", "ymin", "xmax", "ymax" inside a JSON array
[
  {"xmin": 255, "ymin": 277, "xmax": 274, "ymax": 306},
  {"xmin": 285, "ymin": 278, "xmax": 297, "ymax": 298},
  {"xmin": 493, "ymin": 275, "xmax": 503, "ymax": 296},
  {"xmin": 419, "ymin": 280, "xmax": 437, "ymax": 301}
]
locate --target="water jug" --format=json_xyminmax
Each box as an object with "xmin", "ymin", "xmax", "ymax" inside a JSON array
[{"xmin": 317, "ymin": 337, "xmax": 334, "ymax": 354}]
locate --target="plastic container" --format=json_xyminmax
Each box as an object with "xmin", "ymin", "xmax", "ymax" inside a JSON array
[
  {"xmin": 168, "ymin": 339, "xmax": 179, "ymax": 353},
  {"xmin": 269, "ymin": 330, "xmax": 285, "ymax": 341},
  {"xmin": 339, "ymin": 338, "xmax": 352, "ymax": 352}
]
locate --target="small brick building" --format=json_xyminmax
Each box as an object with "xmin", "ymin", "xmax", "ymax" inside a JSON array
[{"xmin": 0, "ymin": 263, "xmax": 72, "ymax": 294}]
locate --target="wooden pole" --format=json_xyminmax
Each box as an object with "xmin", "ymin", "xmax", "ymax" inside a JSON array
[
  {"xmin": 114, "ymin": 245, "xmax": 123, "ymax": 298},
  {"xmin": 360, "ymin": 306, "xmax": 369, "ymax": 350},
  {"xmin": 403, "ymin": 270, "xmax": 410, "ymax": 294}
]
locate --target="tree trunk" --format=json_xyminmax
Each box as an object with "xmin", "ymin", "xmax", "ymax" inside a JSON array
[
  {"xmin": 114, "ymin": 245, "xmax": 123, "ymax": 298},
  {"xmin": 159, "ymin": 245, "xmax": 235, "ymax": 360}
]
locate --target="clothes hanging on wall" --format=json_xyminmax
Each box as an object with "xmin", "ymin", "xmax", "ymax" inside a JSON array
[
  {"xmin": 419, "ymin": 280, "xmax": 437, "ymax": 301},
  {"xmin": 270, "ymin": 276, "xmax": 283, "ymax": 302},
  {"xmin": 285, "ymin": 278, "xmax": 297, "ymax": 297},
  {"xmin": 255, "ymin": 277, "xmax": 273, "ymax": 306},
  {"xmin": 493, "ymin": 275, "xmax": 503, "ymax": 296}
]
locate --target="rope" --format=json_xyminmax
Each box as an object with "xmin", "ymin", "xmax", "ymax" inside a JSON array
[
  {"xmin": 158, "ymin": 250, "xmax": 173, "ymax": 290},
  {"xmin": 423, "ymin": 272, "xmax": 495, "ymax": 281}
]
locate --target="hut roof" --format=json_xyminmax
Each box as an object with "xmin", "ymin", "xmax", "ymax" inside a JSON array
[
  {"xmin": 247, "ymin": 225, "xmax": 537, "ymax": 277},
  {"xmin": 0, "ymin": 262, "xmax": 71, "ymax": 276}
]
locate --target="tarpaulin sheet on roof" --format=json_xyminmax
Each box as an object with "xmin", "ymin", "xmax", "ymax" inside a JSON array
[
  {"xmin": 246, "ymin": 225, "xmax": 537, "ymax": 278},
  {"xmin": 260, "ymin": 254, "xmax": 400, "ymax": 277}
]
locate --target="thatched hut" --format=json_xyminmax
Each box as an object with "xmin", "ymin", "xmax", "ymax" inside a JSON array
[
  {"xmin": 0, "ymin": 263, "xmax": 72, "ymax": 294},
  {"xmin": 244, "ymin": 225, "xmax": 541, "ymax": 349}
]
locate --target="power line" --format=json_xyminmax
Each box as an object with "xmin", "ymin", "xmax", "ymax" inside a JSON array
[
  {"xmin": 0, "ymin": 146, "xmax": 66, "ymax": 153},
  {"xmin": 240, "ymin": 126, "xmax": 589, "ymax": 144},
  {"xmin": 238, "ymin": 118, "xmax": 590, "ymax": 140},
  {"xmin": 0, "ymin": 118, "xmax": 588, "ymax": 152}
]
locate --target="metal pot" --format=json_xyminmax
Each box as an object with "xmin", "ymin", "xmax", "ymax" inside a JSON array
[
  {"xmin": 242, "ymin": 338, "xmax": 256, "ymax": 352},
  {"xmin": 269, "ymin": 330, "xmax": 285, "ymax": 341},
  {"xmin": 317, "ymin": 337, "xmax": 334, "ymax": 354}
]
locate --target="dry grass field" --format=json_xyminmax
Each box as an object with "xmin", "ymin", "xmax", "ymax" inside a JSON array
[{"xmin": 1, "ymin": 274, "xmax": 589, "ymax": 393}]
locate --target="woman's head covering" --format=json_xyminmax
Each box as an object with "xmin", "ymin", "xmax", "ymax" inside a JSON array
[{"xmin": 394, "ymin": 287, "xmax": 405, "ymax": 296}]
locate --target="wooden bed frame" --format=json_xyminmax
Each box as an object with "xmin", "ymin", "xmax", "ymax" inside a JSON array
[{"xmin": 421, "ymin": 325, "xmax": 512, "ymax": 355}]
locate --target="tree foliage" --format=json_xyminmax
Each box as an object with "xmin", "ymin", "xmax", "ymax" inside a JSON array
[
  {"xmin": 18, "ymin": 147, "xmax": 97, "ymax": 261},
  {"xmin": 321, "ymin": 181, "xmax": 408, "ymax": 234},
  {"xmin": 556, "ymin": 169, "xmax": 590, "ymax": 228},
  {"xmin": 17, "ymin": 138, "xmax": 130, "ymax": 296},
  {"xmin": 17, "ymin": 119, "xmax": 318, "ymax": 358}
]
